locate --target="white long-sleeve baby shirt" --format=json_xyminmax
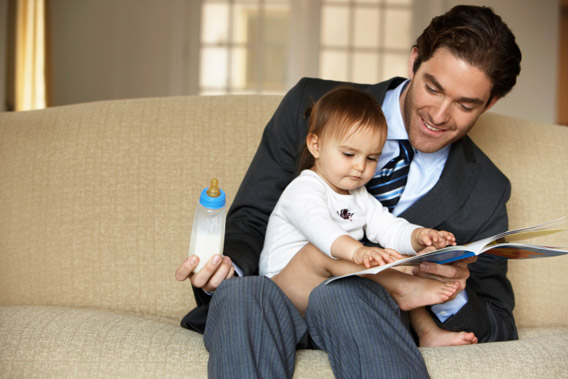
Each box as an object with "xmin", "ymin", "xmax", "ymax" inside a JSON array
[{"xmin": 259, "ymin": 170, "xmax": 420, "ymax": 277}]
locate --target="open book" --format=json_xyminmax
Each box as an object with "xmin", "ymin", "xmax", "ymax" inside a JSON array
[{"xmin": 326, "ymin": 217, "xmax": 568, "ymax": 284}]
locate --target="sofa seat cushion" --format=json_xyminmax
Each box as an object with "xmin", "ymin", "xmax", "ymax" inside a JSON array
[
  {"xmin": 0, "ymin": 305, "xmax": 335, "ymax": 378},
  {"xmin": 2, "ymin": 305, "xmax": 567, "ymax": 378},
  {"xmin": 0, "ymin": 306, "xmax": 209, "ymax": 378},
  {"xmin": 421, "ymin": 326, "xmax": 568, "ymax": 378}
]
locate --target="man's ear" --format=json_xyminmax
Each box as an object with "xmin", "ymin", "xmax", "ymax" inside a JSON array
[
  {"xmin": 408, "ymin": 47, "xmax": 420, "ymax": 79},
  {"xmin": 306, "ymin": 133, "xmax": 320, "ymax": 159},
  {"xmin": 483, "ymin": 95, "xmax": 500, "ymax": 113}
]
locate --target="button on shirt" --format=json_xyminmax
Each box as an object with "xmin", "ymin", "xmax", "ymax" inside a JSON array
[{"xmin": 381, "ymin": 80, "xmax": 467, "ymax": 322}]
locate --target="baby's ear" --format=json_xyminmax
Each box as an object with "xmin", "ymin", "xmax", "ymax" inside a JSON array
[{"xmin": 306, "ymin": 133, "xmax": 321, "ymax": 158}]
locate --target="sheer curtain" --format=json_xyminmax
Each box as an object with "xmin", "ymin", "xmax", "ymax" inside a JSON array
[{"xmin": 15, "ymin": 0, "xmax": 47, "ymax": 111}]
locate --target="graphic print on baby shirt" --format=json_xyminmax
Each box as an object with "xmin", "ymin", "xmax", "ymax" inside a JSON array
[{"xmin": 337, "ymin": 209, "xmax": 354, "ymax": 221}]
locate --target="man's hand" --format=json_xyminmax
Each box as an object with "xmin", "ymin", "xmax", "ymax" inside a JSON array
[
  {"xmin": 175, "ymin": 254, "xmax": 235, "ymax": 293},
  {"xmin": 412, "ymin": 256, "xmax": 476, "ymax": 291}
]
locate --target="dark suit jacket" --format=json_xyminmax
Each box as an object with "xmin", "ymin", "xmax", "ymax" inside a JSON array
[{"xmin": 182, "ymin": 77, "xmax": 518, "ymax": 343}]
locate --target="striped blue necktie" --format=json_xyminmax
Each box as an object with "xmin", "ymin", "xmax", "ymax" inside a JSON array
[{"xmin": 366, "ymin": 140, "xmax": 415, "ymax": 212}]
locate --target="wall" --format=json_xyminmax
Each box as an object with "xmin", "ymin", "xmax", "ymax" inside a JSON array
[
  {"xmin": 0, "ymin": 0, "xmax": 8, "ymax": 111},
  {"xmin": 558, "ymin": 0, "xmax": 568, "ymax": 125},
  {"xmin": 474, "ymin": 0, "xmax": 560, "ymax": 124},
  {"xmin": 415, "ymin": 0, "xmax": 561, "ymax": 124},
  {"xmin": 2, "ymin": 0, "xmax": 561, "ymax": 124},
  {"xmin": 48, "ymin": 0, "xmax": 191, "ymax": 106}
]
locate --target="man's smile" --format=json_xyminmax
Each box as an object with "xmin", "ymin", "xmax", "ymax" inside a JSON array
[{"xmin": 422, "ymin": 118, "xmax": 443, "ymax": 132}]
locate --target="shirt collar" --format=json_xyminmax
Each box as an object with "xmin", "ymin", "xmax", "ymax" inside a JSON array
[{"xmin": 382, "ymin": 79, "xmax": 409, "ymax": 141}]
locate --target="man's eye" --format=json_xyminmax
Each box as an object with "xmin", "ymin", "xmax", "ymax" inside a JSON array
[
  {"xmin": 367, "ymin": 156, "xmax": 378, "ymax": 162},
  {"xmin": 426, "ymin": 85, "xmax": 438, "ymax": 94},
  {"xmin": 460, "ymin": 103, "xmax": 474, "ymax": 112},
  {"xmin": 343, "ymin": 152, "xmax": 354, "ymax": 157}
]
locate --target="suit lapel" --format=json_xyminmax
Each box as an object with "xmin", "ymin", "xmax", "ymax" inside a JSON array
[{"xmin": 400, "ymin": 136, "xmax": 480, "ymax": 229}]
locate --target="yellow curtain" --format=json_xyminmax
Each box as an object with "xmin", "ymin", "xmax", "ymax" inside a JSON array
[{"xmin": 15, "ymin": 0, "xmax": 47, "ymax": 111}]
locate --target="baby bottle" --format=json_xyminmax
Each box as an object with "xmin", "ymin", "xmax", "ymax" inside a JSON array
[{"xmin": 188, "ymin": 178, "xmax": 226, "ymax": 273}]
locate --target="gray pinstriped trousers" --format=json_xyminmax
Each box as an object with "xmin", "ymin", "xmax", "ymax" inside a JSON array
[{"xmin": 204, "ymin": 276, "xmax": 429, "ymax": 378}]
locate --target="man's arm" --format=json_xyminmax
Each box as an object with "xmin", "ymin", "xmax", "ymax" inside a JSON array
[
  {"xmin": 186, "ymin": 78, "xmax": 322, "ymax": 311},
  {"xmin": 179, "ymin": 79, "xmax": 314, "ymax": 331},
  {"xmin": 180, "ymin": 77, "xmax": 399, "ymax": 331},
  {"xmin": 406, "ymin": 135, "xmax": 517, "ymax": 342},
  {"xmin": 221, "ymin": 78, "xmax": 404, "ymax": 277},
  {"xmin": 423, "ymin": 169, "xmax": 516, "ymax": 341},
  {"xmin": 434, "ymin": 191, "xmax": 517, "ymax": 342}
]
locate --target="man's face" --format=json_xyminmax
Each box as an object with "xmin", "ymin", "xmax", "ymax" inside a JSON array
[{"xmin": 401, "ymin": 47, "xmax": 498, "ymax": 153}]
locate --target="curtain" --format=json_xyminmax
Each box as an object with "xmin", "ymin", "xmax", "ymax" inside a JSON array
[{"xmin": 15, "ymin": 0, "xmax": 47, "ymax": 111}]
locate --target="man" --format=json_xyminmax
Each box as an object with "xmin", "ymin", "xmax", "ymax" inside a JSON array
[{"xmin": 176, "ymin": 5, "xmax": 522, "ymax": 378}]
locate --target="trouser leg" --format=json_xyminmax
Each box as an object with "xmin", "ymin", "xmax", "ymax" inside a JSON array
[
  {"xmin": 305, "ymin": 277, "xmax": 429, "ymax": 379},
  {"xmin": 204, "ymin": 276, "xmax": 307, "ymax": 379}
]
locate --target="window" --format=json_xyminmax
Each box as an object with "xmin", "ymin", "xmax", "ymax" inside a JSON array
[
  {"xmin": 199, "ymin": 0, "xmax": 413, "ymax": 94},
  {"xmin": 200, "ymin": 0, "xmax": 291, "ymax": 95},
  {"xmin": 319, "ymin": 0, "xmax": 413, "ymax": 83}
]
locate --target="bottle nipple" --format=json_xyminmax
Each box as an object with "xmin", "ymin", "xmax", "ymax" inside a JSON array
[{"xmin": 206, "ymin": 178, "xmax": 221, "ymax": 197}]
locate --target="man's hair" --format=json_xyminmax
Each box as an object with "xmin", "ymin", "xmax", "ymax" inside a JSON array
[
  {"xmin": 413, "ymin": 5, "xmax": 522, "ymax": 102},
  {"xmin": 299, "ymin": 86, "xmax": 387, "ymax": 172}
]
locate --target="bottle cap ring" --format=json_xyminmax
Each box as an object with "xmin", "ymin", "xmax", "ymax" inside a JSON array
[{"xmin": 199, "ymin": 187, "xmax": 226, "ymax": 209}]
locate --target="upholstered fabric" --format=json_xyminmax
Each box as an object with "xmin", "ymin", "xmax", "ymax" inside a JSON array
[
  {"xmin": 1, "ymin": 95, "xmax": 567, "ymax": 378},
  {"xmin": 2, "ymin": 306, "xmax": 564, "ymax": 378},
  {"xmin": 0, "ymin": 96, "xmax": 277, "ymax": 320},
  {"xmin": 468, "ymin": 113, "xmax": 568, "ymax": 328}
]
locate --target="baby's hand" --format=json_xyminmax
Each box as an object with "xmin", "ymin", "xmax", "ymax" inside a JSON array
[
  {"xmin": 352, "ymin": 246, "xmax": 402, "ymax": 268},
  {"xmin": 418, "ymin": 229, "xmax": 456, "ymax": 250}
]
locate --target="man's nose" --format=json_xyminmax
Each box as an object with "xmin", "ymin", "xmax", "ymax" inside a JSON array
[{"xmin": 430, "ymin": 99, "xmax": 451, "ymax": 125}]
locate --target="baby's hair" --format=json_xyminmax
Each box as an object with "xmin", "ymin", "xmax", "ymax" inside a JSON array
[{"xmin": 299, "ymin": 86, "xmax": 387, "ymax": 172}]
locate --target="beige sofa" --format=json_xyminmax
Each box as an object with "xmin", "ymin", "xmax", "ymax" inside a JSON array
[{"xmin": 1, "ymin": 94, "xmax": 567, "ymax": 378}]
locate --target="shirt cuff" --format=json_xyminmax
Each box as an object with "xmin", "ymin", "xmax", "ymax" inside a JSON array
[
  {"xmin": 232, "ymin": 261, "xmax": 244, "ymax": 277},
  {"xmin": 430, "ymin": 290, "xmax": 468, "ymax": 323},
  {"xmin": 202, "ymin": 260, "xmax": 243, "ymax": 296}
]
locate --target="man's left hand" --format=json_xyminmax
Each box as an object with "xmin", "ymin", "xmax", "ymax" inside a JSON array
[{"xmin": 412, "ymin": 256, "xmax": 477, "ymax": 291}]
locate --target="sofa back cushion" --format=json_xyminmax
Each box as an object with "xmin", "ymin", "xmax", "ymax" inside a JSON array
[
  {"xmin": 0, "ymin": 95, "xmax": 280, "ymax": 320},
  {"xmin": 1, "ymin": 96, "xmax": 567, "ymax": 329},
  {"xmin": 469, "ymin": 113, "xmax": 568, "ymax": 328}
]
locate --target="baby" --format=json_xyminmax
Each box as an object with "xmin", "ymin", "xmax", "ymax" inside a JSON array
[{"xmin": 259, "ymin": 86, "xmax": 477, "ymax": 347}]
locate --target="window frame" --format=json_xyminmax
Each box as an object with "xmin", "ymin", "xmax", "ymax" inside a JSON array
[{"xmin": 188, "ymin": 0, "xmax": 417, "ymax": 95}]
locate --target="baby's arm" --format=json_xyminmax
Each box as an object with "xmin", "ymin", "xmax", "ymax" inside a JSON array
[
  {"xmin": 331, "ymin": 235, "xmax": 402, "ymax": 268},
  {"xmin": 411, "ymin": 228, "xmax": 456, "ymax": 253}
]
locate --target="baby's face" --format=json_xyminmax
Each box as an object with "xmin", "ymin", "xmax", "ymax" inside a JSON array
[{"xmin": 312, "ymin": 125, "xmax": 386, "ymax": 194}]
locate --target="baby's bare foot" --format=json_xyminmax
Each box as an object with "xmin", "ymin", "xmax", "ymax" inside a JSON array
[
  {"xmin": 390, "ymin": 277, "xmax": 460, "ymax": 311},
  {"xmin": 419, "ymin": 328, "xmax": 478, "ymax": 347}
]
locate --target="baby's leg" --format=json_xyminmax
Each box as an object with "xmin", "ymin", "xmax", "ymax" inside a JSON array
[
  {"xmin": 303, "ymin": 252, "xmax": 462, "ymax": 311},
  {"xmin": 410, "ymin": 307, "xmax": 478, "ymax": 347},
  {"xmin": 361, "ymin": 269, "xmax": 460, "ymax": 311},
  {"xmin": 272, "ymin": 243, "xmax": 369, "ymax": 315},
  {"xmin": 271, "ymin": 243, "xmax": 335, "ymax": 315}
]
